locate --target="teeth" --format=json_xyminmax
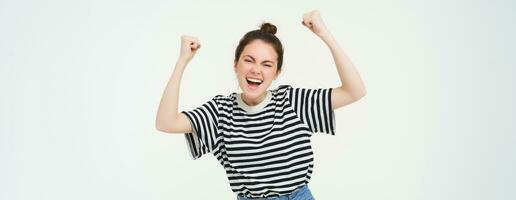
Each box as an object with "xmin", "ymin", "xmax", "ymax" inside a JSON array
[{"xmin": 247, "ymin": 78, "xmax": 263, "ymax": 84}]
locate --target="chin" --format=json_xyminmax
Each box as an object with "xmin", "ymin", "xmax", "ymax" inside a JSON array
[
  {"xmin": 243, "ymin": 88, "xmax": 261, "ymax": 96},
  {"xmin": 241, "ymin": 82, "xmax": 268, "ymax": 96}
]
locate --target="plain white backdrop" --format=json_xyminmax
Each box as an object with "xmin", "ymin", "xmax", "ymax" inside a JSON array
[{"xmin": 1, "ymin": 0, "xmax": 514, "ymax": 199}]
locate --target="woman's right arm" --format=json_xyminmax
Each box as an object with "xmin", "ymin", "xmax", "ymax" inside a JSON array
[{"xmin": 155, "ymin": 35, "xmax": 201, "ymax": 134}]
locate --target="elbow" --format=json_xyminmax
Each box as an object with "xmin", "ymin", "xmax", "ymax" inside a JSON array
[
  {"xmin": 156, "ymin": 124, "xmax": 175, "ymax": 133},
  {"xmin": 155, "ymin": 122, "xmax": 166, "ymax": 133},
  {"xmin": 155, "ymin": 122, "xmax": 163, "ymax": 132},
  {"xmin": 356, "ymin": 86, "xmax": 367, "ymax": 98},
  {"xmin": 339, "ymin": 85, "xmax": 366, "ymax": 100},
  {"xmin": 155, "ymin": 119, "xmax": 173, "ymax": 133},
  {"xmin": 156, "ymin": 116, "xmax": 184, "ymax": 134},
  {"xmin": 352, "ymin": 89, "xmax": 367, "ymax": 101},
  {"xmin": 351, "ymin": 87, "xmax": 366, "ymax": 98},
  {"xmin": 359, "ymin": 90, "xmax": 367, "ymax": 98}
]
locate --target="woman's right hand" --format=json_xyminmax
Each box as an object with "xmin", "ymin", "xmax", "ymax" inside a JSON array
[{"xmin": 179, "ymin": 35, "xmax": 201, "ymax": 62}]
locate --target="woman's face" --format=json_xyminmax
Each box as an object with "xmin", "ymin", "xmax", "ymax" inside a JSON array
[{"xmin": 234, "ymin": 39, "xmax": 281, "ymax": 101}]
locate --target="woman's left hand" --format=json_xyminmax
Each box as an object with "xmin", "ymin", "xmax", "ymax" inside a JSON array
[{"xmin": 302, "ymin": 10, "xmax": 330, "ymax": 38}]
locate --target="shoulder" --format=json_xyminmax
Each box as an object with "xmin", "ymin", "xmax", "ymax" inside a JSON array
[
  {"xmin": 208, "ymin": 92, "xmax": 236, "ymax": 107},
  {"xmin": 269, "ymin": 84, "xmax": 294, "ymax": 101},
  {"xmin": 273, "ymin": 84, "xmax": 293, "ymax": 93}
]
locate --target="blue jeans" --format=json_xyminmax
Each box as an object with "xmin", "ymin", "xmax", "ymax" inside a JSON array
[{"xmin": 236, "ymin": 184, "xmax": 315, "ymax": 200}]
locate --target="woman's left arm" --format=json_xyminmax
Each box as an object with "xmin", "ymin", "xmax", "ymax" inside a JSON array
[{"xmin": 302, "ymin": 10, "xmax": 367, "ymax": 110}]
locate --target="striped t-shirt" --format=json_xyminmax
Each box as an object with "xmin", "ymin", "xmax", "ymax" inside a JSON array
[{"xmin": 182, "ymin": 84, "xmax": 336, "ymax": 198}]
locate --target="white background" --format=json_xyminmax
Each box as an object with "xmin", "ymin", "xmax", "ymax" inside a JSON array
[{"xmin": 1, "ymin": 0, "xmax": 514, "ymax": 199}]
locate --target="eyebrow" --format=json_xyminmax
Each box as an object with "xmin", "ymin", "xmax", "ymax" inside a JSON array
[{"xmin": 243, "ymin": 55, "xmax": 274, "ymax": 64}]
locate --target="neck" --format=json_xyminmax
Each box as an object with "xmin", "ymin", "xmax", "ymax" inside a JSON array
[{"xmin": 241, "ymin": 91, "xmax": 268, "ymax": 106}]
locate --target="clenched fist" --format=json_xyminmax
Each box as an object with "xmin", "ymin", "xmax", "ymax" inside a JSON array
[
  {"xmin": 302, "ymin": 10, "xmax": 330, "ymax": 38},
  {"xmin": 179, "ymin": 35, "xmax": 201, "ymax": 61}
]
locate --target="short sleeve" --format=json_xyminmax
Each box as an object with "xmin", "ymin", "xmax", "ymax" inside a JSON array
[
  {"xmin": 182, "ymin": 95, "xmax": 221, "ymax": 160},
  {"xmin": 287, "ymin": 86, "xmax": 336, "ymax": 135}
]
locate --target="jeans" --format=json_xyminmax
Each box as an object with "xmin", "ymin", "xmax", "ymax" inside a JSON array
[{"xmin": 236, "ymin": 184, "xmax": 315, "ymax": 200}]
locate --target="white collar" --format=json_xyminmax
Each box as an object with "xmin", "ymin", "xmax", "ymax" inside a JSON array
[{"xmin": 236, "ymin": 91, "xmax": 272, "ymax": 113}]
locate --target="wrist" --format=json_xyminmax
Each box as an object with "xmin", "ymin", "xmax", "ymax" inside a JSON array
[
  {"xmin": 177, "ymin": 56, "xmax": 191, "ymax": 64},
  {"xmin": 318, "ymin": 31, "xmax": 334, "ymax": 41},
  {"xmin": 320, "ymin": 33, "xmax": 338, "ymax": 46},
  {"xmin": 174, "ymin": 58, "xmax": 191, "ymax": 70}
]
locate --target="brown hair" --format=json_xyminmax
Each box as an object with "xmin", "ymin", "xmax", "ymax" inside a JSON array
[{"xmin": 234, "ymin": 22, "xmax": 284, "ymax": 71}]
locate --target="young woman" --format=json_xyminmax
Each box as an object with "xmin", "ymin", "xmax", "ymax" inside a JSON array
[{"xmin": 156, "ymin": 10, "xmax": 366, "ymax": 200}]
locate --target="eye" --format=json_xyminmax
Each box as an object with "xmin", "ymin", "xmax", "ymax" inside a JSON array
[{"xmin": 244, "ymin": 59, "xmax": 252, "ymax": 63}]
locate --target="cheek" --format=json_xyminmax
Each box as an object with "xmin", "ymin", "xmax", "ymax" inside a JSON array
[
  {"xmin": 235, "ymin": 65, "xmax": 248, "ymax": 79},
  {"xmin": 264, "ymin": 68, "xmax": 277, "ymax": 79},
  {"xmin": 237, "ymin": 64, "xmax": 252, "ymax": 74}
]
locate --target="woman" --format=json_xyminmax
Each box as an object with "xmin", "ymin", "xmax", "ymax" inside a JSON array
[{"xmin": 156, "ymin": 10, "xmax": 366, "ymax": 200}]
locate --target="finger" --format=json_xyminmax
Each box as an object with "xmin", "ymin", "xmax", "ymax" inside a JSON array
[
  {"xmin": 302, "ymin": 19, "xmax": 312, "ymax": 27},
  {"xmin": 189, "ymin": 43, "xmax": 197, "ymax": 50},
  {"xmin": 302, "ymin": 14, "xmax": 312, "ymax": 26},
  {"xmin": 183, "ymin": 36, "xmax": 197, "ymax": 43},
  {"xmin": 191, "ymin": 42, "xmax": 201, "ymax": 50},
  {"xmin": 190, "ymin": 40, "xmax": 200, "ymax": 46},
  {"xmin": 303, "ymin": 12, "xmax": 310, "ymax": 19},
  {"xmin": 182, "ymin": 35, "xmax": 194, "ymax": 42},
  {"xmin": 302, "ymin": 13, "xmax": 309, "ymax": 22}
]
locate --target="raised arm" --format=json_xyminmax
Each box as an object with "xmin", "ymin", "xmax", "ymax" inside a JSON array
[
  {"xmin": 155, "ymin": 35, "xmax": 201, "ymax": 133},
  {"xmin": 302, "ymin": 10, "xmax": 367, "ymax": 110}
]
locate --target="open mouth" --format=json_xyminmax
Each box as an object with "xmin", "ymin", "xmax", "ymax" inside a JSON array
[{"xmin": 246, "ymin": 77, "xmax": 263, "ymax": 89}]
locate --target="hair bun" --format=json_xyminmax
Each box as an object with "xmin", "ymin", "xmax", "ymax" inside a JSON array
[{"xmin": 260, "ymin": 22, "xmax": 277, "ymax": 35}]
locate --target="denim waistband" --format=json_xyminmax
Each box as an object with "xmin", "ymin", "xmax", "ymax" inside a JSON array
[{"xmin": 236, "ymin": 184, "xmax": 314, "ymax": 200}]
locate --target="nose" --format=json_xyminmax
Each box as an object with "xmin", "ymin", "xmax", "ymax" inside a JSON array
[{"xmin": 250, "ymin": 64, "xmax": 261, "ymax": 75}]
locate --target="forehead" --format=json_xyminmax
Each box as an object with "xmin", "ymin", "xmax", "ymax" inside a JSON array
[{"xmin": 241, "ymin": 40, "xmax": 277, "ymax": 62}]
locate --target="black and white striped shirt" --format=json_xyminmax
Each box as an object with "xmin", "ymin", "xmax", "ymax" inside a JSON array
[{"xmin": 182, "ymin": 85, "xmax": 336, "ymax": 198}]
